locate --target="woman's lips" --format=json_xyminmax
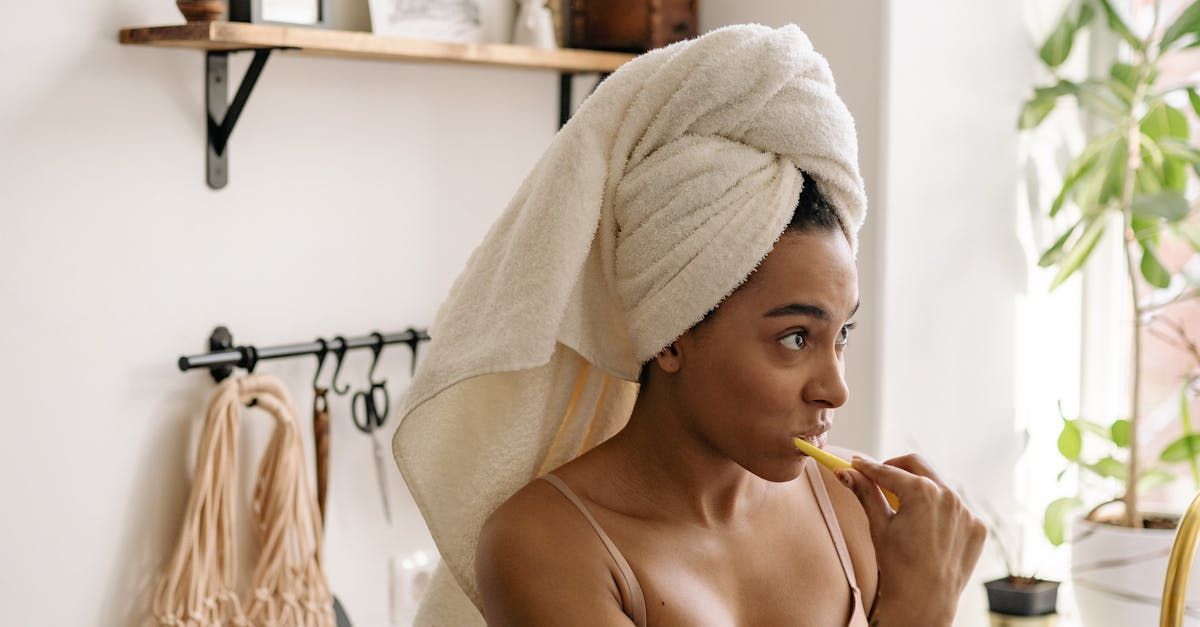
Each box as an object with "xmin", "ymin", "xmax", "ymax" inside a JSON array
[{"xmin": 794, "ymin": 431, "xmax": 828, "ymax": 454}]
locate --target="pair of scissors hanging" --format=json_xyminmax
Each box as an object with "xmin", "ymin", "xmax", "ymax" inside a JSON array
[{"xmin": 348, "ymin": 332, "xmax": 394, "ymax": 524}]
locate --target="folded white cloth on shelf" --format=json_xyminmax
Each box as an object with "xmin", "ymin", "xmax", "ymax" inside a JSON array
[{"xmin": 391, "ymin": 22, "xmax": 867, "ymax": 624}]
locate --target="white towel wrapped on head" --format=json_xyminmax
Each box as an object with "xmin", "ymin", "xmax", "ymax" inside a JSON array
[{"xmin": 391, "ymin": 22, "xmax": 867, "ymax": 625}]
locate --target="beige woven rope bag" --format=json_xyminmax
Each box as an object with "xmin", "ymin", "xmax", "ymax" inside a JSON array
[{"xmin": 152, "ymin": 372, "xmax": 335, "ymax": 627}]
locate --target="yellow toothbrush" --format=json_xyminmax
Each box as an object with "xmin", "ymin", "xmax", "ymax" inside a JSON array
[{"xmin": 793, "ymin": 437, "xmax": 901, "ymax": 511}]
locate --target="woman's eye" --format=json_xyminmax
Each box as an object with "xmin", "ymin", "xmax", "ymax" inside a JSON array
[
  {"xmin": 837, "ymin": 323, "xmax": 856, "ymax": 347},
  {"xmin": 780, "ymin": 331, "xmax": 807, "ymax": 351}
]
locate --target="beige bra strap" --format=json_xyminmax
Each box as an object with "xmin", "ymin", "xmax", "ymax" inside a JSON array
[
  {"xmin": 541, "ymin": 473, "xmax": 648, "ymax": 627},
  {"xmin": 804, "ymin": 457, "xmax": 863, "ymax": 595}
]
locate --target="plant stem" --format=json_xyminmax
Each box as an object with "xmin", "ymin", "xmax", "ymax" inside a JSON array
[
  {"xmin": 1122, "ymin": 187, "xmax": 1142, "ymax": 529},
  {"xmin": 1121, "ymin": 0, "xmax": 1164, "ymax": 529}
]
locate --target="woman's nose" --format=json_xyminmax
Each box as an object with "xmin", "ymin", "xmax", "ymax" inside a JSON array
[{"xmin": 803, "ymin": 349, "xmax": 849, "ymax": 409}]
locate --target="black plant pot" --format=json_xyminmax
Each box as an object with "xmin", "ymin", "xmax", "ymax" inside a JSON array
[{"xmin": 984, "ymin": 576, "xmax": 1059, "ymax": 616}]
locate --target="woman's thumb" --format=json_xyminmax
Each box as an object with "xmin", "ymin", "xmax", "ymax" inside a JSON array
[{"xmin": 836, "ymin": 468, "xmax": 890, "ymax": 540}]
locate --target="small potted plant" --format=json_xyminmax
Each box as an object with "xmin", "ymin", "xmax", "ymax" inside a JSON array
[
  {"xmin": 967, "ymin": 437, "xmax": 1062, "ymax": 625},
  {"xmin": 984, "ymin": 575, "xmax": 1060, "ymax": 624}
]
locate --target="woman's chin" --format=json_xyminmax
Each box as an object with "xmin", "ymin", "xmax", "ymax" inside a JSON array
[{"xmin": 748, "ymin": 457, "xmax": 808, "ymax": 483}]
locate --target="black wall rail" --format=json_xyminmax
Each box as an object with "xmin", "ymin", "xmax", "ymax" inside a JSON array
[{"xmin": 179, "ymin": 325, "xmax": 431, "ymax": 383}]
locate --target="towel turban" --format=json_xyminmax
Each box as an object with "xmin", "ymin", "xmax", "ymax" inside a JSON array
[{"xmin": 391, "ymin": 22, "xmax": 867, "ymax": 624}]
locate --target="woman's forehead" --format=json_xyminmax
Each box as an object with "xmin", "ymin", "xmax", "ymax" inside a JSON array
[{"xmin": 736, "ymin": 230, "xmax": 859, "ymax": 318}]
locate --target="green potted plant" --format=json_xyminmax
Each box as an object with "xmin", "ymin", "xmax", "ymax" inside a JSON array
[
  {"xmin": 1020, "ymin": 0, "xmax": 1200, "ymax": 623},
  {"xmin": 971, "ymin": 438, "xmax": 1063, "ymax": 624}
]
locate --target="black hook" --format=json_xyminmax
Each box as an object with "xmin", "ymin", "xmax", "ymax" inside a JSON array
[
  {"xmin": 352, "ymin": 331, "xmax": 390, "ymax": 427},
  {"xmin": 365, "ymin": 331, "xmax": 386, "ymax": 385},
  {"xmin": 312, "ymin": 337, "xmax": 329, "ymax": 389},
  {"xmin": 402, "ymin": 326, "xmax": 422, "ymax": 377},
  {"xmin": 330, "ymin": 335, "xmax": 351, "ymax": 395}
]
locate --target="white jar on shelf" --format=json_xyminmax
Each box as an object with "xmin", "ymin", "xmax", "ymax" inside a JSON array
[
  {"xmin": 477, "ymin": 0, "xmax": 516, "ymax": 44},
  {"xmin": 512, "ymin": 0, "xmax": 557, "ymax": 49}
]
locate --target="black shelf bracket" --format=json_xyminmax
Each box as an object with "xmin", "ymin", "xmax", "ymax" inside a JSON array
[
  {"xmin": 205, "ymin": 48, "xmax": 283, "ymax": 189},
  {"xmin": 203, "ymin": 49, "xmax": 609, "ymax": 186},
  {"xmin": 558, "ymin": 71, "xmax": 611, "ymax": 130}
]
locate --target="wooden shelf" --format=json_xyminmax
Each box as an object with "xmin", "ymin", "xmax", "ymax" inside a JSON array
[
  {"xmin": 118, "ymin": 21, "xmax": 631, "ymax": 189},
  {"xmin": 119, "ymin": 21, "xmax": 634, "ymax": 73}
]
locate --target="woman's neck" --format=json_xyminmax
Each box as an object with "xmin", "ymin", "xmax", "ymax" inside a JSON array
[{"xmin": 598, "ymin": 381, "xmax": 771, "ymax": 530}]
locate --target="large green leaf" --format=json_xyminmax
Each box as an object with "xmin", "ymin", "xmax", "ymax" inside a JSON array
[
  {"xmin": 1162, "ymin": 433, "xmax": 1200, "ymax": 462},
  {"xmin": 1108, "ymin": 62, "xmax": 1138, "ymax": 105},
  {"xmin": 1142, "ymin": 102, "xmax": 1190, "ymax": 141},
  {"xmin": 1140, "ymin": 242, "xmax": 1171, "ymax": 288},
  {"xmin": 1099, "ymin": 136, "xmax": 1130, "ymax": 206},
  {"xmin": 1140, "ymin": 132, "xmax": 1166, "ymax": 171},
  {"xmin": 1139, "ymin": 468, "xmax": 1176, "ymax": 490},
  {"xmin": 1040, "ymin": 7, "xmax": 1079, "ymax": 68},
  {"xmin": 1162, "ymin": 0, "xmax": 1200, "ymax": 49},
  {"xmin": 1039, "ymin": 218, "xmax": 1083, "ymax": 267},
  {"xmin": 1137, "ymin": 135, "xmax": 1189, "ymax": 195},
  {"xmin": 1058, "ymin": 419, "xmax": 1083, "ymax": 460},
  {"xmin": 1087, "ymin": 455, "xmax": 1128, "ymax": 480},
  {"xmin": 1133, "ymin": 216, "xmax": 1164, "ymax": 254},
  {"xmin": 1132, "ymin": 191, "xmax": 1191, "ymax": 222},
  {"xmin": 1074, "ymin": 156, "xmax": 1112, "ymax": 212},
  {"xmin": 1077, "ymin": 79, "xmax": 1129, "ymax": 118},
  {"xmin": 1165, "ymin": 156, "xmax": 1190, "ymax": 192},
  {"xmin": 1111, "ymin": 418, "xmax": 1132, "ymax": 447},
  {"xmin": 1160, "ymin": 137, "xmax": 1200, "ymax": 164},
  {"xmin": 1050, "ymin": 216, "xmax": 1108, "ymax": 290},
  {"xmin": 1052, "ymin": 135, "xmax": 1113, "ymax": 217},
  {"xmin": 1095, "ymin": 0, "xmax": 1146, "ymax": 50},
  {"xmin": 1044, "ymin": 496, "xmax": 1084, "ymax": 546},
  {"xmin": 1136, "ymin": 164, "xmax": 1165, "ymax": 195},
  {"xmin": 1040, "ymin": 3, "xmax": 1096, "ymax": 68},
  {"xmin": 1020, "ymin": 80, "xmax": 1079, "ymax": 129},
  {"xmin": 1021, "ymin": 96, "xmax": 1059, "ymax": 130}
]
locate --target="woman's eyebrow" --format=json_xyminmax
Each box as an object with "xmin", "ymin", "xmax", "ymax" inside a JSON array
[{"xmin": 763, "ymin": 299, "xmax": 860, "ymax": 321}]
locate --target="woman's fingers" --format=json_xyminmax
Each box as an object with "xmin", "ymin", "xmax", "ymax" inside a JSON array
[
  {"xmin": 881, "ymin": 453, "xmax": 950, "ymax": 491},
  {"xmin": 850, "ymin": 456, "xmax": 941, "ymax": 503},
  {"xmin": 836, "ymin": 468, "xmax": 892, "ymax": 542}
]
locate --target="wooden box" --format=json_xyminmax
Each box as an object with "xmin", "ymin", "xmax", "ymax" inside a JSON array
[{"xmin": 567, "ymin": 0, "xmax": 698, "ymax": 53}]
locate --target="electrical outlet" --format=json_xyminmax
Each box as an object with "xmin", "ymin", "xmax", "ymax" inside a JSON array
[{"xmin": 389, "ymin": 549, "xmax": 438, "ymax": 625}]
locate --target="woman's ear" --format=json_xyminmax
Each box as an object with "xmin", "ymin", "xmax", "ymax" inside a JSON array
[{"xmin": 654, "ymin": 342, "xmax": 682, "ymax": 375}]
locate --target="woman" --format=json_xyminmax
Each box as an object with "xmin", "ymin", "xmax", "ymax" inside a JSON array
[
  {"xmin": 475, "ymin": 171, "xmax": 985, "ymax": 625},
  {"xmin": 392, "ymin": 23, "xmax": 985, "ymax": 626}
]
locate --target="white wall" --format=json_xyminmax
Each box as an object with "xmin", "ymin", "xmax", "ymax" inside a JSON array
[
  {"xmin": 1, "ymin": 1, "xmax": 555, "ymax": 624},
  {"xmin": 879, "ymin": 0, "xmax": 1034, "ymax": 622},
  {"xmin": 2, "ymin": 1, "xmax": 1032, "ymax": 625}
]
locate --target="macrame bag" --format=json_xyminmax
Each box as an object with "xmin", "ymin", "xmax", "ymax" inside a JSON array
[{"xmin": 152, "ymin": 372, "xmax": 335, "ymax": 627}]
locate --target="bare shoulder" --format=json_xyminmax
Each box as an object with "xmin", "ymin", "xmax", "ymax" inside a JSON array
[
  {"xmin": 475, "ymin": 476, "xmax": 636, "ymax": 627},
  {"xmin": 817, "ymin": 445, "xmax": 879, "ymax": 606}
]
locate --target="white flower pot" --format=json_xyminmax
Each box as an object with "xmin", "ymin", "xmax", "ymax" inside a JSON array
[{"xmin": 1070, "ymin": 515, "xmax": 1200, "ymax": 626}]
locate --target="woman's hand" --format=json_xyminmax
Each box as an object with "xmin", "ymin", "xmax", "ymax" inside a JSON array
[{"xmin": 837, "ymin": 454, "xmax": 986, "ymax": 627}]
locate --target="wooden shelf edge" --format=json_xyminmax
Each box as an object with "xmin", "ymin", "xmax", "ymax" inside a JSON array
[{"xmin": 118, "ymin": 22, "xmax": 634, "ymax": 73}]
